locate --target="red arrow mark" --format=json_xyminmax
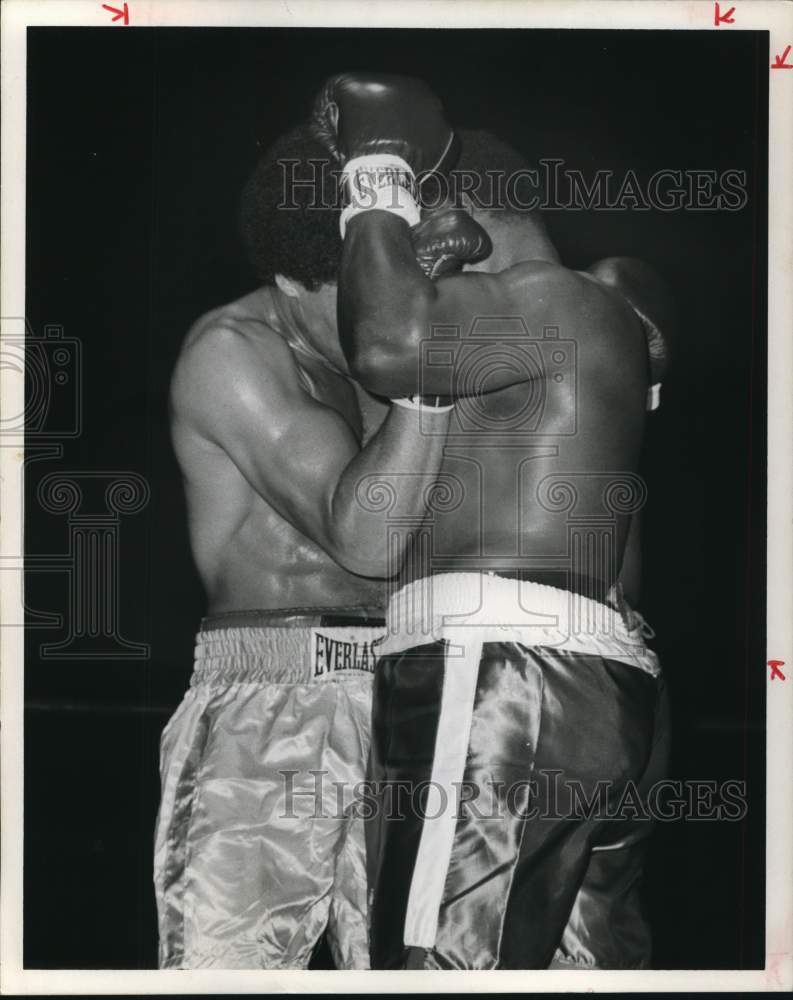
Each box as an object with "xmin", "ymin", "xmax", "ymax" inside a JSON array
[
  {"xmin": 768, "ymin": 660, "xmax": 786, "ymax": 681},
  {"xmin": 771, "ymin": 45, "xmax": 793, "ymax": 69},
  {"xmin": 101, "ymin": 2, "xmax": 129, "ymax": 24},
  {"xmin": 714, "ymin": 2, "xmax": 735, "ymax": 25}
]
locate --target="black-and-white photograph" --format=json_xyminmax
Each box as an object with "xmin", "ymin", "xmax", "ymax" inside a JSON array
[{"xmin": 2, "ymin": 0, "xmax": 791, "ymax": 992}]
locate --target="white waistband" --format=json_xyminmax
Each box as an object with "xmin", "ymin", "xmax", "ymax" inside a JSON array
[
  {"xmin": 380, "ymin": 573, "xmax": 659, "ymax": 676},
  {"xmin": 192, "ymin": 624, "xmax": 384, "ymax": 686}
]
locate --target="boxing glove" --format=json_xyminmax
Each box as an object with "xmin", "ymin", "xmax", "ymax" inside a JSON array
[
  {"xmin": 411, "ymin": 208, "xmax": 493, "ymax": 279},
  {"xmin": 311, "ymin": 73, "xmax": 457, "ymax": 175},
  {"xmin": 311, "ymin": 74, "xmax": 458, "ymax": 236},
  {"xmin": 586, "ymin": 257, "xmax": 673, "ymax": 385}
]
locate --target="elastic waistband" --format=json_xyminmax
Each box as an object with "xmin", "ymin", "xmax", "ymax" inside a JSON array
[
  {"xmin": 380, "ymin": 573, "xmax": 659, "ymax": 677},
  {"xmin": 201, "ymin": 607, "xmax": 385, "ymax": 631},
  {"xmin": 485, "ymin": 569, "xmax": 611, "ymax": 603},
  {"xmin": 192, "ymin": 622, "xmax": 386, "ymax": 687}
]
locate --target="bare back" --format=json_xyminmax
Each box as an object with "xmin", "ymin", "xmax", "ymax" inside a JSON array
[
  {"xmin": 414, "ymin": 264, "xmax": 649, "ymax": 594},
  {"xmin": 170, "ymin": 290, "xmax": 386, "ymax": 614}
]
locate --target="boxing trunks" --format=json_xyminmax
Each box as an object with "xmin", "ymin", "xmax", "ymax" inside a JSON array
[
  {"xmin": 366, "ymin": 573, "xmax": 669, "ymax": 970},
  {"xmin": 154, "ymin": 608, "xmax": 385, "ymax": 969}
]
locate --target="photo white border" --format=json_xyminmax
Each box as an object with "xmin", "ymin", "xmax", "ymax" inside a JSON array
[{"xmin": 2, "ymin": 0, "xmax": 791, "ymax": 993}]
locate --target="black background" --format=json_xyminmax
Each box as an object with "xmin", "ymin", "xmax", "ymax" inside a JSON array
[{"xmin": 24, "ymin": 28, "xmax": 767, "ymax": 969}]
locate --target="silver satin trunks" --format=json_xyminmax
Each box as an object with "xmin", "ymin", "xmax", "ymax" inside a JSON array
[{"xmin": 153, "ymin": 608, "xmax": 385, "ymax": 969}]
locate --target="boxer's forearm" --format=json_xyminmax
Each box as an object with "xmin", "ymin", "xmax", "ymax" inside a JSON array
[
  {"xmin": 340, "ymin": 212, "xmax": 558, "ymax": 398},
  {"xmin": 339, "ymin": 211, "xmax": 434, "ymax": 387},
  {"xmin": 326, "ymin": 404, "xmax": 451, "ymax": 578}
]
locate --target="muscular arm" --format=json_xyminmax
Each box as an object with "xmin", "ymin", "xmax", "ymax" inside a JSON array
[
  {"xmin": 339, "ymin": 211, "xmax": 602, "ymax": 398},
  {"xmin": 171, "ymin": 323, "xmax": 450, "ymax": 578}
]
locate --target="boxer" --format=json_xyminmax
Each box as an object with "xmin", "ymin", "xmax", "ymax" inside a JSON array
[
  {"xmin": 153, "ymin": 123, "xmax": 491, "ymax": 969},
  {"xmin": 311, "ymin": 74, "xmax": 672, "ymax": 969}
]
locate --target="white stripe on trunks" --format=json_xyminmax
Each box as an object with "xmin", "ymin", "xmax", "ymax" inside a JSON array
[{"xmin": 404, "ymin": 628, "xmax": 483, "ymax": 949}]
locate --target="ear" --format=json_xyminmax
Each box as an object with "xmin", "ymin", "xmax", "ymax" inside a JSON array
[{"xmin": 274, "ymin": 273, "xmax": 301, "ymax": 298}]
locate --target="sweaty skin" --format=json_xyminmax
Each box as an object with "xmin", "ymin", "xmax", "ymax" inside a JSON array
[
  {"xmin": 341, "ymin": 210, "xmax": 651, "ymax": 596},
  {"xmin": 170, "ymin": 285, "xmax": 450, "ymax": 614}
]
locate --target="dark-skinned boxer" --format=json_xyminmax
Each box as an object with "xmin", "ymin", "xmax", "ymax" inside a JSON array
[
  {"xmin": 153, "ymin": 124, "xmax": 493, "ymax": 969},
  {"xmin": 311, "ymin": 74, "xmax": 672, "ymax": 970}
]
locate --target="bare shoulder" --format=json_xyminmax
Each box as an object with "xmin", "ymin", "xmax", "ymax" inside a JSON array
[
  {"xmin": 497, "ymin": 260, "xmax": 647, "ymax": 396},
  {"xmin": 171, "ymin": 306, "xmax": 297, "ymax": 420},
  {"xmin": 501, "ymin": 259, "xmax": 622, "ymax": 306},
  {"xmin": 508, "ymin": 260, "xmax": 641, "ymax": 340}
]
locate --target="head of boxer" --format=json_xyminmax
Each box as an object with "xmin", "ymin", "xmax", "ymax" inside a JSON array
[
  {"xmin": 239, "ymin": 124, "xmax": 498, "ymax": 371},
  {"xmin": 240, "ymin": 124, "xmax": 347, "ymax": 369},
  {"xmin": 427, "ymin": 129, "xmax": 560, "ymax": 272}
]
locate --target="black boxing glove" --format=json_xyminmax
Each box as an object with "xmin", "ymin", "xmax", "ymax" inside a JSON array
[
  {"xmin": 411, "ymin": 208, "xmax": 493, "ymax": 279},
  {"xmin": 311, "ymin": 74, "xmax": 458, "ymax": 236},
  {"xmin": 311, "ymin": 72, "xmax": 456, "ymax": 173},
  {"xmin": 586, "ymin": 257, "xmax": 674, "ymax": 410}
]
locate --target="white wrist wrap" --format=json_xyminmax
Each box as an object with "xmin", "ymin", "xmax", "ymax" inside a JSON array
[
  {"xmin": 647, "ymin": 382, "xmax": 662, "ymax": 411},
  {"xmin": 391, "ymin": 395, "xmax": 455, "ymax": 414},
  {"xmin": 339, "ymin": 155, "xmax": 420, "ymax": 238}
]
